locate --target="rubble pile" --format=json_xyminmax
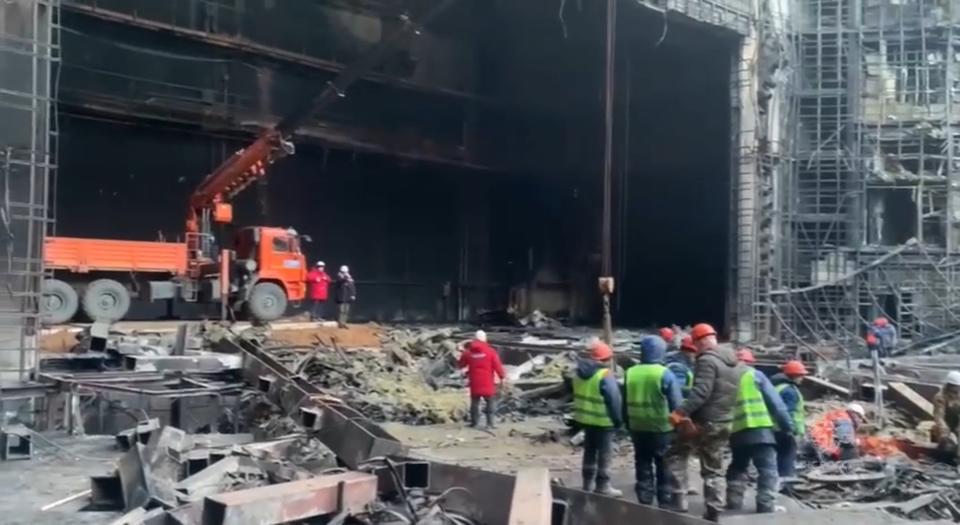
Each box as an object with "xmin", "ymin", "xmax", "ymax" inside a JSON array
[{"xmin": 263, "ymin": 327, "xmax": 573, "ymax": 425}]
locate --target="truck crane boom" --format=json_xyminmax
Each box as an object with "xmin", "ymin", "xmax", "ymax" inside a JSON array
[{"xmin": 185, "ymin": 0, "xmax": 460, "ymax": 239}]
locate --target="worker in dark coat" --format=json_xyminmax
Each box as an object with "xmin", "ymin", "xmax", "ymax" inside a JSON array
[
  {"xmin": 572, "ymin": 340, "xmax": 623, "ymax": 496},
  {"xmin": 624, "ymin": 335, "xmax": 683, "ymax": 507},
  {"xmin": 334, "ymin": 265, "xmax": 356, "ymax": 328},
  {"xmin": 305, "ymin": 261, "xmax": 332, "ymax": 321},
  {"xmin": 667, "ymin": 323, "xmax": 743, "ymax": 522},
  {"xmin": 932, "ymin": 371, "xmax": 960, "ymax": 461},
  {"xmin": 771, "ymin": 361, "xmax": 808, "ymax": 477},
  {"xmin": 457, "ymin": 330, "xmax": 506, "ymax": 429},
  {"xmin": 725, "ymin": 349, "xmax": 794, "ymax": 515}
]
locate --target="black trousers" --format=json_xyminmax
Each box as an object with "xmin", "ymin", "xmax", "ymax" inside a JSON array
[
  {"xmin": 632, "ymin": 431, "xmax": 673, "ymax": 506},
  {"xmin": 310, "ymin": 299, "xmax": 326, "ymax": 320},
  {"xmin": 469, "ymin": 395, "xmax": 496, "ymax": 426},
  {"xmin": 775, "ymin": 432, "xmax": 797, "ymax": 477},
  {"xmin": 582, "ymin": 426, "xmax": 615, "ymax": 489}
]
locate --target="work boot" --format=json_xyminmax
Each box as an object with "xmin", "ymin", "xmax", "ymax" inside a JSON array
[
  {"xmin": 703, "ymin": 507, "xmax": 720, "ymax": 523},
  {"xmin": 595, "ymin": 483, "xmax": 623, "ymax": 497},
  {"xmin": 485, "ymin": 413, "xmax": 496, "ymax": 430},
  {"xmin": 582, "ymin": 478, "xmax": 595, "ymax": 492},
  {"xmin": 757, "ymin": 504, "xmax": 775, "ymax": 514},
  {"xmin": 670, "ymin": 493, "xmax": 689, "ymax": 513},
  {"xmin": 726, "ymin": 488, "xmax": 745, "ymax": 510}
]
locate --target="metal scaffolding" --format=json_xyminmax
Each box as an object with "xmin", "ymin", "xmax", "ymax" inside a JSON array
[
  {"xmin": 0, "ymin": 0, "xmax": 59, "ymax": 384},
  {"xmin": 770, "ymin": 0, "xmax": 960, "ymax": 346}
]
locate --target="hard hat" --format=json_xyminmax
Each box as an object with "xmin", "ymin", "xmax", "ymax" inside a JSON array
[
  {"xmin": 590, "ymin": 340, "xmax": 613, "ymax": 361},
  {"xmin": 315, "ymin": 261, "xmax": 325, "ymax": 267},
  {"xmin": 946, "ymin": 371, "xmax": 960, "ymax": 386},
  {"xmin": 873, "ymin": 317, "xmax": 889, "ymax": 327},
  {"xmin": 340, "ymin": 265, "xmax": 349, "ymax": 273},
  {"xmin": 782, "ymin": 360, "xmax": 808, "ymax": 377},
  {"xmin": 846, "ymin": 402, "xmax": 866, "ymax": 419},
  {"xmin": 691, "ymin": 323, "xmax": 717, "ymax": 341},
  {"xmin": 659, "ymin": 327, "xmax": 675, "ymax": 343},
  {"xmin": 680, "ymin": 335, "xmax": 696, "ymax": 352},
  {"xmin": 736, "ymin": 348, "xmax": 756, "ymax": 364},
  {"xmin": 475, "ymin": 330, "xmax": 487, "ymax": 343}
]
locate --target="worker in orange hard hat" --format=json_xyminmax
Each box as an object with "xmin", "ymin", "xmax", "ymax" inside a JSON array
[
  {"xmin": 659, "ymin": 327, "xmax": 677, "ymax": 349},
  {"xmin": 570, "ymin": 339, "xmax": 623, "ymax": 497},
  {"xmin": 771, "ymin": 361, "xmax": 808, "ymax": 477},
  {"xmin": 736, "ymin": 348, "xmax": 756, "ymax": 364},
  {"xmin": 665, "ymin": 323, "xmax": 742, "ymax": 522},
  {"xmin": 666, "ymin": 335, "xmax": 697, "ymax": 398},
  {"xmin": 867, "ymin": 316, "xmax": 897, "ymax": 358}
]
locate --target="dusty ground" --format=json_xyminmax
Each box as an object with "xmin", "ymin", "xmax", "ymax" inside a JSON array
[
  {"xmin": 0, "ymin": 434, "xmax": 122, "ymax": 525},
  {"xmin": 270, "ymin": 323, "xmax": 383, "ymax": 348}
]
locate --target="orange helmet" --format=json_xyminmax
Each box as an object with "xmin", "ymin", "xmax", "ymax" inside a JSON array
[
  {"xmin": 782, "ymin": 360, "xmax": 808, "ymax": 377},
  {"xmin": 691, "ymin": 323, "xmax": 717, "ymax": 341},
  {"xmin": 736, "ymin": 348, "xmax": 756, "ymax": 364},
  {"xmin": 659, "ymin": 327, "xmax": 675, "ymax": 343},
  {"xmin": 680, "ymin": 335, "xmax": 696, "ymax": 352},
  {"xmin": 873, "ymin": 317, "xmax": 889, "ymax": 328},
  {"xmin": 590, "ymin": 340, "xmax": 613, "ymax": 361}
]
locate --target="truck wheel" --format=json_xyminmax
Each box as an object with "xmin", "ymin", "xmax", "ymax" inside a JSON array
[
  {"xmin": 42, "ymin": 279, "xmax": 79, "ymax": 324},
  {"xmin": 248, "ymin": 282, "xmax": 287, "ymax": 322},
  {"xmin": 82, "ymin": 279, "xmax": 131, "ymax": 321}
]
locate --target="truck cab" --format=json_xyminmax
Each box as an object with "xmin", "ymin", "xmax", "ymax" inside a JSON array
[{"xmin": 232, "ymin": 226, "xmax": 307, "ymax": 321}]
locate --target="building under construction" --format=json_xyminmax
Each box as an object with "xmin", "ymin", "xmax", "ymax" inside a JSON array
[{"xmin": 1, "ymin": 0, "xmax": 959, "ymax": 362}]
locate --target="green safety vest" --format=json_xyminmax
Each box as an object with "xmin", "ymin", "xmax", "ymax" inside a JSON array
[
  {"xmin": 683, "ymin": 370, "xmax": 694, "ymax": 396},
  {"xmin": 775, "ymin": 382, "xmax": 806, "ymax": 435},
  {"xmin": 731, "ymin": 368, "xmax": 774, "ymax": 433},
  {"xmin": 573, "ymin": 369, "xmax": 614, "ymax": 428},
  {"xmin": 625, "ymin": 364, "xmax": 673, "ymax": 433}
]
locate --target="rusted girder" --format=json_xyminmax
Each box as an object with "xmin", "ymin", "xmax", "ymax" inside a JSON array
[{"xmin": 201, "ymin": 471, "xmax": 378, "ymax": 525}]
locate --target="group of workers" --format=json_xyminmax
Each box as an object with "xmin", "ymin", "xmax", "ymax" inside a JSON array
[
  {"xmin": 572, "ymin": 324, "xmax": 829, "ymax": 522},
  {"xmin": 454, "ymin": 322, "xmax": 891, "ymax": 521},
  {"xmin": 305, "ymin": 261, "xmax": 356, "ymax": 327}
]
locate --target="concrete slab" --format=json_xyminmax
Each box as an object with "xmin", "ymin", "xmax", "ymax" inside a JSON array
[{"xmin": 723, "ymin": 508, "xmax": 953, "ymax": 525}]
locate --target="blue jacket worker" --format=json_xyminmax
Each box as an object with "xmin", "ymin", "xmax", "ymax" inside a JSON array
[
  {"xmin": 726, "ymin": 350, "xmax": 794, "ymax": 515},
  {"xmin": 624, "ymin": 335, "xmax": 683, "ymax": 507},
  {"xmin": 572, "ymin": 340, "xmax": 623, "ymax": 497},
  {"xmin": 771, "ymin": 360, "xmax": 808, "ymax": 477}
]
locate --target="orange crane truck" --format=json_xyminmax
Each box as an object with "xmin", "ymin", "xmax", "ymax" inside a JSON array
[{"xmin": 41, "ymin": 0, "xmax": 458, "ymax": 324}]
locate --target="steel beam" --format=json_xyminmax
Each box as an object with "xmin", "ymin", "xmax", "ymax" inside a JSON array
[
  {"xmin": 427, "ymin": 462, "xmax": 707, "ymax": 524},
  {"xmin": 201, "ymin": 471, "xmax": 378, "ymax": 525},
  {"xmin": 61, "ymin": 2, "xmax": 485, "ymax": 103},
  {"xmin": 508, "ymin": 468, "xmax": 553, "ymax": 525},
  {"xmin": 232, "ymin": 336, "xmax": 405, "ymax": 468}
]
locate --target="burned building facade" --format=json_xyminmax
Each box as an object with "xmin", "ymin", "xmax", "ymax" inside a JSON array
[{"xmin": 3, "ymin": 0, "xmax": 960, "ymax": 364}]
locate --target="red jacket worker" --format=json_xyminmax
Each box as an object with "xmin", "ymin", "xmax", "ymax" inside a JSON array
[
  {"xmin": 305, "ymin": 261, "xmax": 332, "ymax": 321},
  {"xmin": 458, "ymin": 330, "xmax": 506, "ymax": 429}
]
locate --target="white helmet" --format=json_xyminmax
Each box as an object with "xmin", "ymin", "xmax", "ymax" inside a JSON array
[
  {"xmin": 475, "ymin": 330, "xmax": 487, "ymax": 342},
  {"xmin": 947, "ymin": 371, "xmax": 960, "ymax": 386},
  {"xmin": 846, "ymin": 402, "xmax": 866, "ymax": 419},
  {"xmin": 340, "ymin": 265, "xmax": 349, "ymax": 273},
  {"xmin": 315, "ymin": 261, "xmax": 325, "ymax": 267}
]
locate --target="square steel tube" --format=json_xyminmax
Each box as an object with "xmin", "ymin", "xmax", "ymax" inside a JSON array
[{"xmin": 201, "ymin": 471, "xmax": 378, "ymax": 525}]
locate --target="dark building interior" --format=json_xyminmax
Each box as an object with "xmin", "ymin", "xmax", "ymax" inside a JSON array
[{"xmin": 55, "ymin": 0, "xmax": 739, "ymax": 329}]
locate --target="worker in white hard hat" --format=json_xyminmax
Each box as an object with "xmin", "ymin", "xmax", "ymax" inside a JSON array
[
  {"xmin": 334, "ymin": 265, "xmax": 356, "ymax": 328},
  {"xmin": 457, "ymin": 329, "xmax": 507, "ymax": 429},
  {"xmin": 305, "ymin": 261, "xmax": 331, "ymax": 321},
  {"xmin": 810, "ymin": 402, "xmax": 867, "ymax": 461},
  {"xmin": 932, "ymin": 371, "xmax": 960, "ymax": 461}
]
